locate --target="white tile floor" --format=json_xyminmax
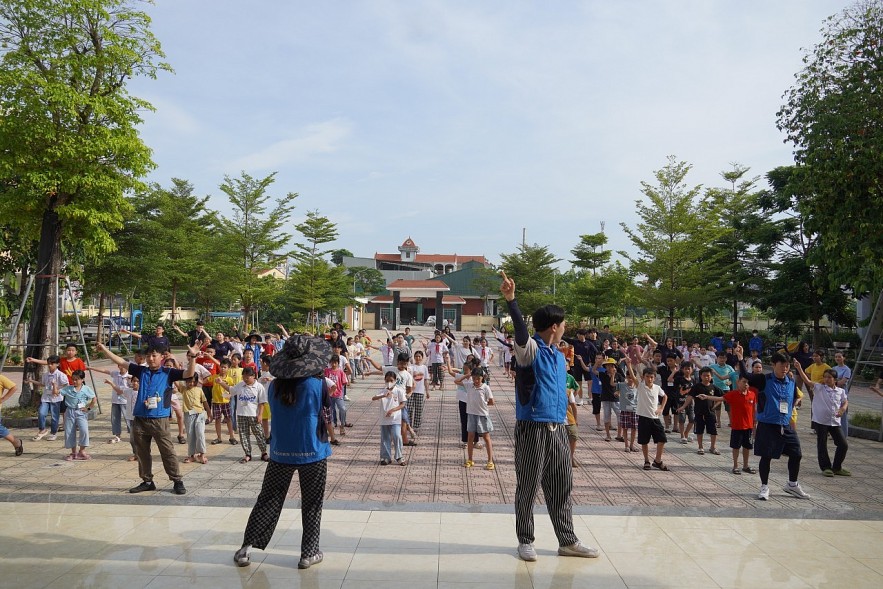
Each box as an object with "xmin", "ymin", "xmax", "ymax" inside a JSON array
[{"xmin": 1, "ymin": 502, "xmax": 881, "ymax": 588}]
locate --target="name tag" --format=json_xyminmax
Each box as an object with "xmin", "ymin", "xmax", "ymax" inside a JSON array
[
  {"xmin": 779, "ymin": 400, "xmax": 789, "ymax": 414},
  {"xmin": 77, "ymin": 402, "xmax": 86, "ymax": 410}
]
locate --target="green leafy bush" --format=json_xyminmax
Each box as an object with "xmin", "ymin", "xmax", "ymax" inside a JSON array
[{"xmin": 850, "ymin": 411, "xmax": 882, "ymax": 430}]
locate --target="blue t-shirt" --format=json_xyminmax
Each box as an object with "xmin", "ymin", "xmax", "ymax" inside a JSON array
[
  {"xmin": 591, "ymin": 368, "xmax": 603, "ymax": 395},
  {"xmin": 268, "ymin": 377, "xmax": 331, "ymax": 465},
  {"xmin": 128, "ymin": 363, "xmax": 184, "ymax": 419},
  {"xmin": 748, "ymin": 336, "xmax": 763, "ymax": 353},
  {"xmin": 60, "ymin": 385, "xmax": 96, "ymax": 410}
]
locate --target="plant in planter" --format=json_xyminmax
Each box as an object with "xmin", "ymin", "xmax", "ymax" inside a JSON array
[{"xmin": 850, "ymin": 411, "xmax": 882, "ymax": 430}]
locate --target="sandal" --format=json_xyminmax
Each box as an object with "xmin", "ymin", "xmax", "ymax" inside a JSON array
[
  {"xmin": 397, "ymin": 459, "xmax": 407, "ymax": 466},
  {"xmin": 239, "ymin": 456, "xmax": 251, "ymax": 463},
  {"xmin": 33, "ymin": 431, "xmax": 47, "ymax": 441},
  {"xmin": 709, "ymin": 448, "xmax": 721, "ymax": 455},
  {"xmin": 652, "ymin": 460, "xmax": 670, "ymax": 471},
  {"xmin": 732, "ymin": 467, "xmax": 741, "ymax": 474},
  {"xmin": 183, "ymin": 457, "xmax": 195, "ymax": 463},
  {"xmin": 127, "ymin": 455, "xmax": 138, "ymax": 462},
  {"xmin": 65, "ymin": 454, "xmax": 76, "ymax": 461},
  {"xmin": 211, "ymin": 439, "xmax": 223, "ymax": 445},
  {"xmin": 15, "ymin": 441, "xmax": 24, "ymax": 456},
  {"xmin": 742, "ymin": 466, "xmax": 757, "ymax": 474},
  {"xmin": 76, "ymin": 452, "xmax": 91, "ymax": 460},
  {"xmin": 405, "ymin": 440, "xmax": 417, "ymax": 446},
  {"xmin": 643, "ymin": 461, "xmax": 652, "ymax": 470},
  {"xmin": 177, "ymin": 435, "xmax": 186, "ymax": 444},
  {"xmin": 330, "ymin": 439, "xmax": 340, "ymax": 445},
  {"xmin": 260, "ymin": 453, "xmax": 269, "ymax": 462},
  {"xmin": 200, "ymin": 455, "xmax": 208, "ymax": 464},
  {"xmin": 485, "ymin": 461, "xmax": 495, "ymax": 471},
  {"xmin": 229, "ymin": 438, "xmax": 238, "ymax": 445},
  {"xmin": 345, "ymin": 423, "xmax": 353, "ymax": 427}
]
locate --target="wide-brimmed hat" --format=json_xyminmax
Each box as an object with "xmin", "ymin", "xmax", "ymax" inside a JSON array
[
  {"xmin": 602, "ymin": 357, "xmax": 617, "ymax": 365},
  {"xmin": 270, "ymin": 335, "xmax": 332, "ymax": 379},
  {"xmin": 246, "ymin": 331, "xmax": 263, "ymax": 342}
]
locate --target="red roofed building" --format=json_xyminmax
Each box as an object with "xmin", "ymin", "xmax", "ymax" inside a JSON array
[{"xmin": 373, "ymin": 237, "xmax": 488, "ymax": 275}]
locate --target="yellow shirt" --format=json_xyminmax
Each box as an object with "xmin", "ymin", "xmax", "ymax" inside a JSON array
[
  {"xmin": 206, "ymin": 373, "xmax": 234, "ymax": 404},
  {"xmin": 791, "ymin": 388, "xmax": 804, "ymax": 422},
  {"xmin": 0, "ymin": 373, "xmax": 15, "ymax": 393},
  {"xmin": 228, "ymin": 367, "xmax": 243, "ymax": 385},
  {"xmin": 806, "ymin": 363, "xmax": 831, "ymax": 384},
  {"xmin": 181, "ymin": 386, "xmax": 205, "ymax": 413}
]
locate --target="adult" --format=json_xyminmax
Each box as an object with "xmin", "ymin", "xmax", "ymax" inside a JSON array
[
  {"xmin": 173, "ymin": 320, "xmax": 207, "ymax": 347},
  {"xmin": 0, "ymin": 374, "xmax": 23, "ymax": 456},
  {"xmin": 212, "ymin": 331, "xmax": 234, "ymax": 360},
  {"xmin": 234, "ymin": 335, "xmax": 333, "ymax": 570},
  {"xmin": 123, "ymin": 324, "xmax": 171, "ymax": 351},
  {"xmin": 500, "ymin": 271, "xmax": 599, "ymax": 562},
  {"xmin": 98, "ymin": 341, "xmax": 197, "ymax": 495},
  {"xmin": 748, "ymin": 331, "xmax": 764, "ymax": 356},
  {"xmin": 742, "ymin": 350, "xmax": 810, "ymax": 501}
]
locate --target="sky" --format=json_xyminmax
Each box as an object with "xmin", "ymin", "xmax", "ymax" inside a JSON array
[{"xmin": 130, "ymin": 0, "xmax": 847, "ymax": 268}]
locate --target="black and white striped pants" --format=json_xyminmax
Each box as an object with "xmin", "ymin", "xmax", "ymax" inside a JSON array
[
  {"xmin": 237, "ymin": 415, "xmax": 267, "ymax": 457},
  {"xmin": 407, "ymin": 392, "xmax": 425, "ymax": 429},
  {"xmin": 514, "ymin": 420, "xmax": 579, "ymax": 546},
  {"xmin": 242, "ymin": 459, "xmax": 327, "ymax": 556}
]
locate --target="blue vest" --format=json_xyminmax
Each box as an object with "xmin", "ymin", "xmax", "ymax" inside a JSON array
[
  {"xmin": 757, "ymin": 372, "xmax": 796, "ymax": 426},
  {"xmin": 515, "ymin": 335, "xmax": 567, "ymax": 423},
  {"xmin": 268, "ymin": 377, "xmax": 332, "ymax": 465},
  {"xmin": 131, "ymin": 365, "xmax": 177, "ymax": 419}
]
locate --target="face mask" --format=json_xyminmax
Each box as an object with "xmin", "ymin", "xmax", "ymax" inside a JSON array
[{"xmin": 386, "ymin": 383, "xmax": 394, "ymax": 390}]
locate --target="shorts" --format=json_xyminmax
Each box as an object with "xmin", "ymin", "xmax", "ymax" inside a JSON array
[
  {"xmin": 601, "ymin": 400, "xmax": 620, "ymax": 424},
  {"xmin": 754, "ymin": 421, "xmax": 802, "ymax": 460},
  {"xmin": 565, "ymin": 423, "xmax": 578, "ymax": 441},
  {"xmin": 591, "ymin": 394, "xmax": 602, "ymax": 415},
  {"xmin": 0, "ymin": 421, "xmax": 8, "ymax": 438},
  {"xmin": 571, "ymin": 366, "xmax": 587, "ymax": 382},
  {"xmin": 620, "ymin": 410, "xmax": 638, "ymax": 430},
  {"xmin": 662, "ymin": 395, "xmax": 679, "ymax": 416},
  {"xmin": 637, "ymin": 415, "xmax": 667, "ymax": 445},
  {"xmin": 467, "ymin": 414, "xmax": 494, "ymax": 434},
  {"xmin": 401, "ymin": 405, "xmax": 411, "ymax": 426},
  {"xmin": 730, "ymin": 428, "xmax": 754, "ymax": 450},
  {"xmin": 509, "ymin": 358, "xmax": 517, "ymax": 371},
  {"xmin": 694, "ymin": 413, "xmax": 718, "ymax": 436},
  {"xmin": 211, "ymin": 402, "xmax": 231, "ymax": 421}
]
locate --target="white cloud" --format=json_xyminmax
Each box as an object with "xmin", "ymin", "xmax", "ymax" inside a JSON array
[
  {"xmin": 230, "ymin": 118, "xmax": 353, "ymax": 171},
  {"xmin": 140, "ymin": 95, "xmax": 201, "ymax": 135}
]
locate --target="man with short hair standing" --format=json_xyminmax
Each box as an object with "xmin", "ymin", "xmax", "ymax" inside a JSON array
[
  {"xmin": 98, "ymin": 341, "xmax": 198, "ymax": 495},
  {"xmin": 500, "ymin": 271, "xmax": 599, "ymax": 562}
]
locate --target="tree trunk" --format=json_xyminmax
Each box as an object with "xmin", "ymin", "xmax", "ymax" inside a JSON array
[
  {"xmin": 668, "ymin": 307, "xmax": 675, "ymax": 333},
  {"xmin": 170, "ymin": 280, "xmax": 177, "ymax": 324},
  {"xmin": 698, "ymin": 306, "xmax": 705, "ymax": 335},
  {"xmin": 732, "ymin": 298, "xmax": 739, "ymax": 339},
  {"xmin": 97, "ymin": 292, "xmax": 106, "ymax": 345},
  {"xmin": 20, "ymin": 206, "xmax": 62, "ymax": 407}
]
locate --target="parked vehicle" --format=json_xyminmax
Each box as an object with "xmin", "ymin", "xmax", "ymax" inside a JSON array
[{"xmin": 81, "ymin": 316, "xmax": 125, "ymax": 343}]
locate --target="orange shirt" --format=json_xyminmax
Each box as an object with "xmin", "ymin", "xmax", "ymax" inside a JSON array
[
  {"xmin": 59, "ymin": 357, "xmax": 86, "ymax": 384},
  {"xmin": 723, "ymin": 388, "xmax": 757, "ymax": 431}
]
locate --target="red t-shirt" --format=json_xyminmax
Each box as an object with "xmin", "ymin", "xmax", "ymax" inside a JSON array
[
  {"xmin": 196, "ymin": 356, "xmax": 217, "ymax": 378},
  {"xmin": 723, "ymin": 388, "xmax": 757, "ymax": 430},
  {"xmin": 59, "ymin": 357, "xmax": 86, "ymax": 384}
]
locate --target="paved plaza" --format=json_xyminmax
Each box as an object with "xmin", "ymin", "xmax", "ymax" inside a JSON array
[{"xmin": 1, "ymin": 330, "xmax": 882, "ymax": 588}]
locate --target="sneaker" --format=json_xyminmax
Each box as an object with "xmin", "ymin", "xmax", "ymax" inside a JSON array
[
  {"xmin": 783, "ymin": 483, "xmax": 811, "ymax": 499},
  {"xmin": 33, "ymin": 430, "xmax": 48, "ymax": 441},
  {"xmin": 46, "ymin": 434, "xmax": 57, "ymax": 441},
  {"xmin": 173, "ymin": 481, "xmax": 186, "ymax": 495},
  {"xmin": 129, "ymin": 481, "xmax": 156, "ymax": 494},
  {"xmin": 757, "ymin": 484, "xmax": 770, "ymax": 501},
  {"xmin": 558, "ymin": 541, "xmax": 600, "ymax": 558},
  {"xmin": 298, "ymin": 551, "xmax": 324, "ymax": 569},
  {"xmin": 687, "ymin": 434, "xmax": 695, "ymax": 442},
  {"xmin": 344, "ymin": 395, "xmax": 351, "ymax": 402},
  {"xmin": 822, "ymin": 468, "xmax": 835, "ymax": 477},
  {"xmin": 697, "ymin": 448, "xmax": 705, "ymax": 455},
  {"xmin": 833, "ymin": 468, "xmax": 852, "ymax": 477},
  {"xmin": 233, "ymin": 546, "xmax": 251, "ymax": 567},
  {"xmin": 517, "ymin": 543, "xmax": 537, "ymax": 561}
]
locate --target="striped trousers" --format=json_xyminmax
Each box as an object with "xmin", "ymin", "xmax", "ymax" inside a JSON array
[
  {"xmin": 514, "ymin": 420, "xmax": 579, "ymax": 546},
  {"xmin": 407, "ymin": 393, "xmax": 425, "ymax": 429}
]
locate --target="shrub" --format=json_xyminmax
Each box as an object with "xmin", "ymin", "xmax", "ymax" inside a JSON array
[{"xmin": 850, "ymin": 411, "xmax": 882, "ymax": 430}]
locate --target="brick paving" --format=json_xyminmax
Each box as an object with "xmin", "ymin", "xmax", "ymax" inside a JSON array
[{"xmin": 0, "ymin": 338, "xmax": 881, "ymax": 518}]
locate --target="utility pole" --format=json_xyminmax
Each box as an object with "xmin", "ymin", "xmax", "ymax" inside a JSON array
[{"xmin": 522, "ymin": 228, "xmax": 526, "ymax": 249}]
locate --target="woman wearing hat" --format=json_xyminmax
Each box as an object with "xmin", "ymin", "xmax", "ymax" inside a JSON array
[{"xmin": 234, "ymin": 335, "xmax": 333, "ymax": 570}]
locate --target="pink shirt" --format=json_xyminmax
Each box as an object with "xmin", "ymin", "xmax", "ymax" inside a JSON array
[{"xmin": 323, "ymin": 367, "xmax": 348, "ymax": 398}]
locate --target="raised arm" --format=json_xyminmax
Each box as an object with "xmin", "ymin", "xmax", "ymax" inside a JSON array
[
  {"xmin": 121, "ymin": 329, "xmax": 143, "ymax": 340},
  {"xmin": 172, "ymin": 324, "xmax": 187, "ymax": 337},
  {"xmin": 791, "ymin": 359, "xmax": 811, "ymax": 389},
  {"xmin": 96, "ymin": 342, "xmax": 129, "ymax": 370}
]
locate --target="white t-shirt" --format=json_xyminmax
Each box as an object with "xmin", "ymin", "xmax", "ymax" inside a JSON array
[
  {"xmin": 465, "ymin": 381, "xmax": 493, "ymax": 416},
  {"xmin": 477, "ymin": 345, "xmax": 493, "ymax": 367},
  {"xmin": 231, "ymin": 381, "xmax": 268, "ymax": 417},
  {"xmin": 449, "ymin": 342, "xmax": 474, "ymax": 369},
  {"xmin": 192, "ymin": 362, "xmax": 211, "ymax": 385},
  {"xmin": 122, "ymin": 386, "xmax": 138, "ymax": 421},
  {"xmin": 636, "ymin": 382, "xmax": 665, "ymax": 419},
  {"xmin": 379, "ymin": 385, "xmax": 407, "ymax": 425},
  {"xmin": 396, "ymin": 368, "xmax": 414, "ymax": 394},
  {"xmin": 109, "ymin": 370, "xmax": 132, "ymax": 405},
  {"xmin": 349, "ymin": 342, "xmax": 364, "ymax": 360},
  {"xmin": 40, "ymin": 369, "xmax": 70, "ymax": 404},
  {"xmin": 427, "ymin": 341, "xmax": 449, "ymax": 364},
  {"xmin": 409, "ymin": 364, "xmax": 429, "ymax": 395}
]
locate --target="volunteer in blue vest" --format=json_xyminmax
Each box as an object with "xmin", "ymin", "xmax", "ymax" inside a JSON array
[
  {"xmin": 233, "ymin": 335, "xmax": 333, "ymax": 571},
  {"xmin": 499, "ymin": 271, "xmax": 600, "ymax": 562},
  {"xmin": 98, "ymin": 341, "xmax": 199, "ymax": 495}
]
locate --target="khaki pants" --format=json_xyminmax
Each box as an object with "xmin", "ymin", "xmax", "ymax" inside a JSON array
[{"xmin": 132, "ymin": 417, "xmax": 182, "ymax": 483}]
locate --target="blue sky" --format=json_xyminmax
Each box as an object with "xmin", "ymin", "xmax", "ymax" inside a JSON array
[{"xmin": 131, "ymin": 0, "xmax": 845, "ymax": 268}]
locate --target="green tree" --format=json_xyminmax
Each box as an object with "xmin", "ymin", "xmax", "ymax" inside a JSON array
[
  {"xmin": 777, "ymin": 0, "xmax": 883, "ymax": 293},
  {"xmin": 469, "ymin": 265, "xmax": 501, "ymax": 316},
  {"xmin": 754, "ymin": 166, "xmax": 854, "ymax": 346},
  {"xmin": 571, "ymin": 262, "xmax": 636, "ymax": 325},
  {"xmin": 217, "ymin": 172, "xmax": 296, "ymax": 328},
  {"xmin": 499, "ymin": 243, "xmax": 558, "ymax": 316},
  {"xmin": 330, "ymin": 248, "xmax": 354, "ymax": 266},
  {"xmin": 570, "ymin": 232, "xmax": 611, "ymax": 276},
  {"xmin": 0, "ymin": 0, "xmax": 169, "ymax": 406},
  {"xmin": 348, "ymin": 266, "xmax": 386, "ymax": 295},
  {"xmin": 287, "ymin": 211, "xmax": 353, "ymax": 326},
  {"xmin": 620, "ymin": 156, "xmax": 730, "ymax": 332}
]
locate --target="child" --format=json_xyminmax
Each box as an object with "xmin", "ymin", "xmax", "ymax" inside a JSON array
[
  {"xmin": 347, "ymin": 337, "xmax": 364, "ymax": 379},
  {"xmin": 25, "ymin": 355, "xmax": 68, "ymax": 441},
  {"xmin": 449, "ymin": 357, "xmax": 476, "ymax": 448},
  {"xmin": 637, "ymin": 367, "xmax": 669, "ymax": 471},
  {"xmin": 57, "ymin": 369, "xmax": 97, "ymax": 461},
  {"xmin": 565, "ymin": 370, "xmax": 581, "ymax": 466},
  {"xmin": 618, "ymin": 358, "xmax": 640, "ymax": 452},
  {"xmin": 371, "ymin": 371, "xmax": 407, "ymax": 466},
  {"xmin": 258, "ymin": 354, "xmax": 273, "ymax": 440},
  {"xmin": 464, "ymin": 367, "xmax": 495, "ymax": 470},
  {"xmin": 674, "ymin": 362, "xmax": 697, "ymax": 443},
  {"xmin": 162, "ymin": 357, "xmax": 188, "ymax": 444},
  {"xmin": 205, "ymin": 359, "xmax": 237, "ymax": 445},
  {"xmin": 324, "ymin": 355, "xmax": 350, "ymax": 437},
  {"xmin": 600, "ymin": 357, "xmax": 622, "ymax": 442},
  {"xmin": 179, "ymin": 375, "xmax": 209, "ymax": 464},
  {"xmin": 395, "ymin": 352, "xmax": 416, "ymax": 446},
  {"xmin": 589, "ymin": 356, "xmax": 604, "ymax": 431},
  {"xmin": 218, "ymin": 367, "xmax": 268, "ymax": 462},
  {"xmin": 425, "ymin": 333, "xmax": 449, "ymax": 390},
  {"xmin": 700, "ymin": 376, "xmax": 758, "ymax": 474},
  {"xmin": 679, "ymin": 367, "xmax": 724, "ymax": 455},
  {"xmin": 106, "ymin": 375, "xmax": 140, "ymax": 461},
  {"xmin": 408, "ymin": 350, "xmax": 429, "ymax": 431},
  {"xmin": 0, "ymin": 373, "xmax": 24, "ymax": 456}
]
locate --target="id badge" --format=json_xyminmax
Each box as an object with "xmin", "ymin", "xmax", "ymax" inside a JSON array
[
  {"xmin": 779, "ymin": 400, "xmax": 789, "ymax": 414},
  {"xmin": 77, "ymin": 402, "xmax": 86, "ymax": 410}
]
